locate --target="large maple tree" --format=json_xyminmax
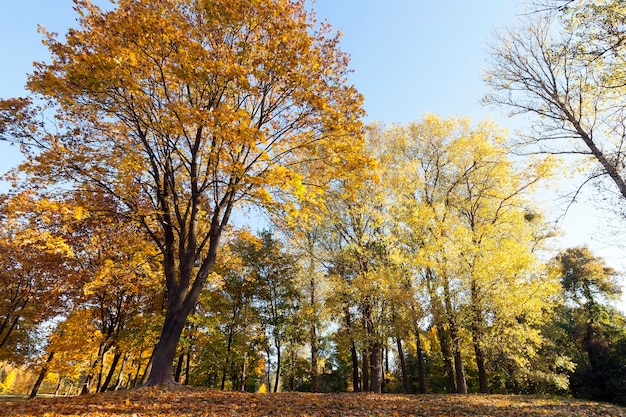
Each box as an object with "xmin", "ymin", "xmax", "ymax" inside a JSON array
[{"xmin": 3, "ymin": 0, "xmax": 365, "ymax": 386}]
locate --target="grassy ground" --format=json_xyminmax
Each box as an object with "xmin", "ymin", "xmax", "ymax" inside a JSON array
[{"xmin": 1, "ymin": 388, "xmax": 625, "ymax": 416}]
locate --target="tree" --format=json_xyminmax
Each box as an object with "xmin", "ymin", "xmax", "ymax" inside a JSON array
[
  {"xmin": 484, "ymin": 3, "xmax": 626, "ymax": 207},
  {"xmin": 381, "ymin": 115, "xmax": 560, "ymax": 394},
  {"xmin": 552, "ymin": 246, "xmax": 626, "ymax": 404},
  {"xmin": 2, "ymin": 0, "xmax": 365, "ymax": 386},
  {"xmin": 0, "ymin": 193, "xmax": 78, "ymax": 362}
]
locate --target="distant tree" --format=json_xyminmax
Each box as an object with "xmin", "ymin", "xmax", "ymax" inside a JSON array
[{"xmin": 553, "ymin": 247, "xmax": 626, "ymax": 405}]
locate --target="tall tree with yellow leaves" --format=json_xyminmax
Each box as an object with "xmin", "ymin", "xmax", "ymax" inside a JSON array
[
  {"xmin": 0, "ymin": 0, "xmax": 365, "ymax": 386},
  {"xmin": 383, "ymin": 115, "xmax": 560, "ymax": 393}
]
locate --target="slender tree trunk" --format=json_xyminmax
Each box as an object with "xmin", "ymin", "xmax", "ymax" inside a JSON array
[
  {"xmin": 141, "ymin": 347, "xmax": 156, "ymax": 385},
  {"xmin": 221, "ymin": 323, "xmax": 235, "ymax": 390},
  {"xmin": 54, "ymin": 379, "xmax": 62, "ymax": 396},
  {"xmin": 426, "ymin": 269, "xmax": 456, "ymax": 393},
  {"xmin": 415, "ymin": 331, "xmax": 427, "ymax": 394},
  {"xmin": 100, "ymin": 351, "xmax": 122, "ymax": 392},
  {"xmin": 113, "ymin": 354, "xmax": 129, "ymax": 391},
  {"xmin": 132, "ymin": 358, "xmax": 142, "ymax": 388},
  {"xmin": 29, "ymin": 351, "xmax": 55, "ymax": 400},
  {"xmin": 449, "ymin": 320, "xmax": 467, "ymax": 394},
  {"xmin": 396, "ymin": 337, "xmax": 410, "ymax": 394},
  {"xmin": 273, "ymin": 341, "xmax": 281, "ymax": 393},
  {"xmin": 175, "ymin": 352, "xmax": 185, "ymax": 384},
  {"xmin": 185, "ymin": 351, "xmax": 191, "ymax": 385},
  {"xmin": 362, "ymin": 347, "xmax": 369, "ymax": 392},
  {"xmin": 473, "ymin": 335, "xmax": 488, "ymax": 394},
  {"xmin": 239, "ymin": 353, "xmax": 247, "ymax": 391},
  {"xmin": 345, "ymin": 307, "xmax": 360, "ymax": 392},
  {"xmin": 81, "ymin": 344, "xmax": 109, "ymax": 396},
  {"xmin": 350, "ymin": 341, "xmax": 359, "ymax": 392},
  {"xmin": 65, "ymin": 381, "xmax": 73, "ymax": 397},
  {"xmin": 307, "ymin": 244, "xmax": 319, "ymax": 393},
  {"xmin": 265, "ymin": 347, "xmax": 272, "ymax": 392},
  {"xmin": 442, "ymin": 274, "xmax": 467, "ymax": 395},
  {"xmin": 470, "ymin": 282, "xmax": 489, "ymax": 394}
]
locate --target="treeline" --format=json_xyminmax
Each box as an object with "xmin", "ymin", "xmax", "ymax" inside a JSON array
[{"xmin": 1, "ymin": 116, "xmax": 624, "ymax": 404}]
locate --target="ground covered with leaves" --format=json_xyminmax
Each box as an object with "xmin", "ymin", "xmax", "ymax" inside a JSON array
[{"xmin": 1, "ymin": 388, "xmax": 625, "ymax": 417}]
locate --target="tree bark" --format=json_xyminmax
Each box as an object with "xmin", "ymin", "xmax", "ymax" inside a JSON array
[
  {"xmin": 29, "ymin": 351, "xmax": 55, "ymax": 400},
  {"xmin": 100, "ymin": 351, "xmax": 122, "ymax": 392},
  {"xmin": 362, "ymin": 347, "xmax": 369, "ymax": 392},
  {"xmin": 175, "ymin": 352, "xmax": 185, "ymax": 384},
  {"xmin": 273, "ymin": 341, "xmax": 281, "ymax": 393},
  {"xmin": 415, "ymin": 331, "xmax": 427, "ymax": 394},
  {"xmin": 350, "ymin": 341, "xmax": 359, "ymax": 392},
  {"xmin": 396, "ymin": 337, "xmax": 410, "ymax": 394},
  {"xmin": 144, "ymin": 303, "xmax": 191, "ymax": 386},
  {"xmin": 113, "ymin": 353, "xmax": 129, "ymax": 391},
  {"xmin": 449, "ymin": 320, "xmax": 467, "ymax": 394},
  {"xmin": 369, "ymin": 343, "xmax": 382, "ymax": 393},
  {"xmin": 472, "ymin": 332, "xmax": 489, "ymax": 393}
]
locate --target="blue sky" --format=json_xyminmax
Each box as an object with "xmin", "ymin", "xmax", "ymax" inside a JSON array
[{"xmin": 1, "ymin": 1, "xmax": 624, "ymax": 306}]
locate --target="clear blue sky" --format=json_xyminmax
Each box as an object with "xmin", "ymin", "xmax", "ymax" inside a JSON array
[{"xmin": 1, "ymin": 1, "xmax": 624, "ymax": 306}]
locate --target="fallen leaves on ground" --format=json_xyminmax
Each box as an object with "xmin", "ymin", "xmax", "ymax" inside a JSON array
[{"xmin": 1, "ymin": 388, "xmax": 625, "ymax": 417}]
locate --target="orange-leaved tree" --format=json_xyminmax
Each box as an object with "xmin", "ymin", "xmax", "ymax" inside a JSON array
[{"xmin": 2, "ymin": 0, "xmax": 366, "ymax": 386}]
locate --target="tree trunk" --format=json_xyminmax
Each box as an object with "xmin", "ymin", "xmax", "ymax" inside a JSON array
[
  {"xmin": 175, "ymin": 352, "xmax": 185, "ymax": 384},
  {"xmin": 239, "ymin": 354, "xmax": 247, "ymax": 391},
  {"xmin": 185, "ymin": 351, "xmax": 191, "ymax": 385},
  {"xmin": 145, "ymin": 196, "xmax": 231, "ymax": 387},
  {"xmin": 449, "ymin": 320, "xmax": 467, "ymax": 394},
  {"xmin": 221, "ymin": 322, "xmax": 235, "ymax": 390},
  {"xmin": 345, "ymin": 307, "xmax": 360, "ymax": 392},
  {"xmin": 141, "ymin": 347, "xmax": 156, "ymax": 385},
  {"xmin": 473, "ymin": 336, "xmax": 488, "ymax": 394},
  {"xmin": 29, "ymin": 351, "xmax": 54, "ymax": 400},
  {"xmin": 369, "ymin": 343, "xmax": 382, "ymax": 393},
  {"xmin": 396, "ymin": 337, "xmax": 410, "ymax": 394},
  {"xmin": 100, "ymin": 351, "xmax": 122, "ymax": 392},
  {"xmin": 415, "ymin": 331, "xmax": 427, "ymax": 394},
  {"xmin": 470, "ymin": 282, "xmax": 489, "ymax": 394},
  {"xmin": 113, "ymin": 354, "xmax": 129, "ymax": 391},
  {"xmin": 144, "ymin": 305, "xmax": 190, "ymax": 386},
  {"xmin": 350, "ymin": 341, "xmax": 360, "ymax": 392},
  {"xmin": 273, "ymin": 341, "xmax": 281, "ymax": 393},
  {"xmin": 307, "ymin": 245, "xmax": 319, "ymax": 393},
  {"xmin": 362, "ymin": 348, "xmax": 369, "ymax": 392}
]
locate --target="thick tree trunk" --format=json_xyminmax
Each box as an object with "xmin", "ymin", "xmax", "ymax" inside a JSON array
[
  {"xmin": 100, "ymin": 351, "xmax": 122, "ymax": 392},
  {"xmin": 144, "ymin": 304, "xmax": 190, "ymax": 386},
  {"xmin": 396, "ymin": 337, "xmax": 410, "ymax": 394},
  {"xmin": 369, "ymin": 343, "xmax": 382, "ymax": 393},
  {"xmin": 29, "ymin": 351, "xmax": 55, "ymax": 400}
]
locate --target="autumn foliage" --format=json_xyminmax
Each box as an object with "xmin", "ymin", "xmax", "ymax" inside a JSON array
[{"xmin": 2, "ymin": 389, "xmax": 626, "ymax": 417}]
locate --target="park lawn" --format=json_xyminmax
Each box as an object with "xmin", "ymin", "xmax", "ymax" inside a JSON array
[{"xmin": 1, "ymin": 388, "xmax": 625, "ymax": 417}]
